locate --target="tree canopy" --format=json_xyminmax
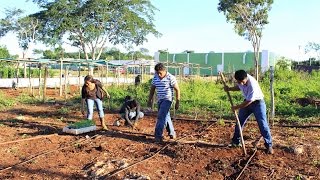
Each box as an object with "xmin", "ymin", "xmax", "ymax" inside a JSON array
[
  {"xmin": 0, "ymin": 8, "xmax": 40, "ymax": 58},
  {"xmin": 31, "ymin": 0, "xmax": 161, "ymax": 61},
  {"xmin": 218, "ymin": 0, "xmax": 273, "ymax": 79},
  {"xmin": 305, "ymin": 42, "xmax": 320, "ymax": 60}
]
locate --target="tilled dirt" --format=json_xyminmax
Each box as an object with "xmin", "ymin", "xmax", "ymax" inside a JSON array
[{"xmin": 0, "ymin": 89, "xmax": 319, "ymax": 180}]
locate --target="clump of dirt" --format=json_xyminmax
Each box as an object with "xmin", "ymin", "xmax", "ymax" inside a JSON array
[
  {"xmin": 83, "ymin": 158, "xmax": 128, "ymax": 179},
  {"xmin": 205, "ymin": 158, "xmax": 236, "ymax": 177},
  {"xmin": 123, "ymin": 172, "xmax": 150, "ymax": 180}
]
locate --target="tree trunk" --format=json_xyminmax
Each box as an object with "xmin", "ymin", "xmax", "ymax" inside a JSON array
[
  {"xmin": 16, "ymin": 60, "xmax": 20, "ymax": 89},
  {"xmin": 38, "ymin": 64, "xmax": 42, "ymax": 97},
  {"xmin": 255, "ymin": 54, "xmax": 259, "ymax": 80},
  {"xmin": 253, "ymin": 45, "xmax": 260, "ymax": 80}
]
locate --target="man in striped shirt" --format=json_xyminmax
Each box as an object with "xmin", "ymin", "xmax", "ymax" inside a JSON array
[{"xmin": 148, "ymin": 63, "xmax": 180, "ymax": 142}]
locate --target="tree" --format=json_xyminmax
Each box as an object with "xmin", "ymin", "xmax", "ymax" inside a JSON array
[
  {"xmin": 276, "ymin": 57, "xmax": 291, "ymax": 70},
  {"xmin": 305, "ymin": 42, "xmax": 320, "ymax": 60},
  {"xmin": 0, "ymin": 46, "xmax": 10, "ymax": 59},
  {"xmin": 31, "ymin": 0, "xmax": 161, "ymax": 64},
  {"xmin": 218, "ymin": 0, "xmax": 273, "ymax": 80},
  {"xmin": 0, "ymin": 8, "xmax": 40, "ymax": 59},
  {"xmin": 0, "ymin": 8, "xmax": 40, "ymax": 79}
]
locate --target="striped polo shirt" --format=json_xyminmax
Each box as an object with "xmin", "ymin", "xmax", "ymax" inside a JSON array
[{"xmin": 152, "ymin": 72, "xmax": 177, "ymax": 101}]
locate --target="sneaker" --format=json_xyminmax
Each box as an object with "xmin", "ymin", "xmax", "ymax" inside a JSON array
[
  {"xmin": 169, "ymin": 135, "xmax": 176, "ymax": 140},
  {"xmin": 266, "ymin": 147, "xmax": 274, "ymax": 154}
]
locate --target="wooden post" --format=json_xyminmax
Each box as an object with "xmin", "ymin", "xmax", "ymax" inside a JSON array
[
  {"xmin": 270, "ymin": 66, "xmax": 275, "ymax": 126},
  {"xmin": 29, "ymin": 62, "xmax": 32, "ymax": 93},
  {"xmin": 59, "ymin": 59, "xmax": 63, "ymax": 97},
  {"xmin": 38, "ymin": 63, "xmax": 42, "ymax": 97},
  {"xmin": 179, "ymin": 66, "xmax": 182, "ymax": 82},
  {"xmin": 141, "ymin": 64, "xmax": 144, "ymax": 83},
  {"xmin": 43, "ymin": 65, "xmax": 48, "ymax": 102},
  {"xmin": 16, "ymin": 59, "xmax": 20, "ymax": 89},
  {"xmin": 220, "ymin": 72, "xmax": 247, "ymax": 156},
  {"xmin": 78, "ymin": 62, "xmax": 81, "ymax": 92},
  {"xmin": 64, "ymin": 66, "xmax": 68, "ymax": 100},
  {"xmin": 106, "ymin": 61, "xmax": 109, "ymax": 86},
  {"xmin": 55, "ymin": 83, "xmax": 57, "ymax": 95},
  {"xmin": 24, "ymin": 62, "xmax": 27, "ymax": 78}
]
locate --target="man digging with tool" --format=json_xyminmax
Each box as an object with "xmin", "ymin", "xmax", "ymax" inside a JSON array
[{"xmin": 224, "ymin": 70, "xmax": 273, "ymax": 154}]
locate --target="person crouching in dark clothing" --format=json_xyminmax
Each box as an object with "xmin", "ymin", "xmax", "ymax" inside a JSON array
[{"xmin": 118, "ymin": 96, "xmax": 144, "ymax": 127}]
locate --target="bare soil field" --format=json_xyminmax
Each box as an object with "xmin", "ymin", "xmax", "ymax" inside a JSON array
[{"xmin": 0, "ymin": 89, "xmax": 319, "ymax": 180}]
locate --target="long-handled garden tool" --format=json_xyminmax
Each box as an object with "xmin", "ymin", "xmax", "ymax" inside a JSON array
[{"xmin": 219, "ymin": 72, "xmax": 247, "ymax": 156}]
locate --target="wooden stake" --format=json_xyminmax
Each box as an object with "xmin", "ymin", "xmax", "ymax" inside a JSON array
[
  {"xmin": 43, "ymin": 65, "xmax": 48, "ymax": 102},
  {"xmin": 219, "ymin": 72, "xmax": 247, "ymax": 156}
]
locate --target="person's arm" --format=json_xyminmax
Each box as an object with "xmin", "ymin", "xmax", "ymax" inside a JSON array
[
  {"xmin": 173, "ymin": 83, "xmax": 180, "ymax": 110},
  {"xmin": 135, "ymin": 102, "xmax": 141, "ymax": 121},
  {"xmin": 81, "ymin": 86, "xmax": 86, "ymax": 115},
  {"xmin": 148, "ymin": 85, "xmax": 156, "ymax": 108},
  {"xmin": 95, "ymin": 80, "xmax": 110, "ymax": 99},
  {"xmin": 232, "ymin": 100, "xmax": 253, "ymax": 111},
  {"xmin": 81, "ymin": 98, "xmax": 86, "ymax": 115},
  {"xmin": 105, "ymin": 90, "xmax": 110, "ymax": 99},
  {"xmin": 124, "ymin": 107, "xmax": 133, "ymax": 127}
]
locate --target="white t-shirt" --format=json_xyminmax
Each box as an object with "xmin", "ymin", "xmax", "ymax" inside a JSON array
[{"xmin": 237, "ymin": 74, "xmax": 264, "ymax": 101}]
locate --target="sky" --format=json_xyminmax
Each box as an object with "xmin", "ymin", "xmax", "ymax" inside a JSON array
[{"xmin": 0, "ymin": 0, "xmax": 320, "ymax": 60}]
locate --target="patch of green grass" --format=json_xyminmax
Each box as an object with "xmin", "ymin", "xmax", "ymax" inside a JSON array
[
  {"xmin": 0, "ymin": 93, "xmax": 16, "ymax": 110},
  {"xmin": 58, "ymin": 107, "xmax": 69, "ymax": 115},
  {"xmin": 17, "ymin": 93, "xmax": 41, "ymax": 104},
  {"xmin": 216, "ymin": 119, "xmax": 225, "ymax": 126}
]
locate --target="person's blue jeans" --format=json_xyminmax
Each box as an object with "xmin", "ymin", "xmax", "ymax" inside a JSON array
[
  {"xmin": 232, "ymin": 100, "xmax": 272, "ymax": 148},
  {"xmin": 86, "ymin": 98, "xmax": 104, "ymax": 120},
  {"xmin": 155, "ymin": 99, "xmax": 176, "ymax": 140}
]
